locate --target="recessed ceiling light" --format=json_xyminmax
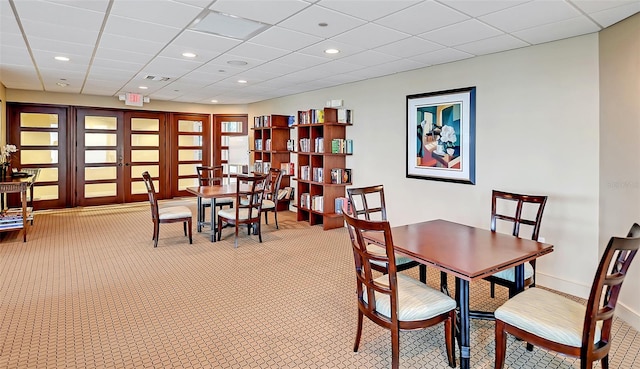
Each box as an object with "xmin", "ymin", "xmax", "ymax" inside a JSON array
[
  {"xmin": 237, "ymin": 80, "xmax": 247, "ymax": 84},
  {"xmin": 318, "ymin": 22, "xmax": 328, "ymax": 27},
  {"xmin": 210, "ymin": 99, "xmax": 218, "ymax": 103},
  {"xmin": 56, "ymin": 82, "xmax": 68, "ymax": 87},
  {"xmin": 139, "ymin": 86, "xmax": 148, "ymax": 90},
  {"xmin": 325, "ymin": 48, "xmax": 340, "ymax": 54},
  {"xmin": 190, "ymin": 10, "xmax": 269, "ymax": 40},
  {"xmin": 182, "ymin": 52, "xmax": 197, "ymax": 58},
  {"xmin": 54, "ymin": 56, "xmax": 69, "ymax": 61},
  {"xmin": 227, "ymin": 60, "xmax": 248, "ymax": 66}
]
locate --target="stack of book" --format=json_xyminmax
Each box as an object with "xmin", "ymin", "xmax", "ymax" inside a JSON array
[
  {"xmin": 330, "ymin": 139, "xmax": 353, "ymax": 154},
  {"xmin": 330, "ymin": 168, "xmax": 352, "ymax": 184}
]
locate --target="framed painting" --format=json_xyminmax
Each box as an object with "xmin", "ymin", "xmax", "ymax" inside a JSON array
[{"xmin": 406, "ymin": 87, "xmax": 476, "ymax": 184}]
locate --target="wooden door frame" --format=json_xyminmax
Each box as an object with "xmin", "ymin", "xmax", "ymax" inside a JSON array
[
  {"xmin": 7, "ymin": 103, "xmax": 70, "ymax": 209},
  {"xmin": 170, "ymin": 113, "xmax": 211, "ymax": 198}
]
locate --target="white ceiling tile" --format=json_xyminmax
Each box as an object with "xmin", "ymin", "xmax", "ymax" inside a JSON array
[
  {"xmin": 479, "ymin": 1, "xmax": 581, "ymax": 32},
  {"xmin": 171, "ymin": 0, "xmax": 213, "ymax": 9},
  {"xmin": 103, "ymin": 15, "xmax": 181, "ymax": 44},
  {"xmin": 331, "ymin": 23, "xmax": 410, "ymax": 49},
  {"xmin": 46, "ymin": 84, "xmax": 81, "ymax": 94},
  {"xmin": 269, "ymin": 52, "xmax": 328, "ymax": 68},
  {"xmin": 180, "ymin": 69, "xmax": 229, "ymax": 83},
  {"xmin": 1, "ymin": 8, "xmax": 22, "ymax": 34},
  {"xmin": 143, "ymin": 56, "xmax": 203, "ymax": 77},
  {"xmin": 209, "ymin": 0, "xmax": 310, "ymax": 24},
  {"xmin": 454, "ymin": 34, "xmax": 529, "ymax": 56},
  {"xmin": 437, "ymin": 0, "xmax": 529, "ymax": 17},
  {"xmin": 249, "ymin": 61, "xmax": 307, "ymax": 75},
  {"xmin": 317, "ymin": 0, "xmax": 420, "ymax": 21},
  {"xmin": 13, "ymin": 0, "xmax": 105, "ymax": 30},
  {"xmin": 43, "ymin": 0, "xmax": 110, "ymax": 13},
  {"xmin": 362, "ymin": 58, "xmax": 426, "ymax": 74},
  {"xmin": 20, "ymin": 19, "xmax": 100, "ymax": 45},
  {"xmin": 171, "ymin": 30, "xmax": 241, "ymax": 52},
  {"xmin": 337, "ymin": 50, "xmax": 401, "ymax": 68},
  {"xmin": 98, "ymin": 33, "xmax": 165, "ymax": 55},
  {"xmin": 570, "ymin": 0, "xmax": 638, "ymax": 13},
  {"xmin": 225, "ymin": 42, "xmax": 291, "ymax": 62},
  {"xmin": 28, "ymin": 37, "xmax": 95, "ymax": 56},
  {"xmin": 373, "ymin": 36, "xmax": 445, "ymax": 58},
  {"xmin": 588, "ymin": 2, "xmax": 640, "ymax": 28},
  {"xmin": 410, "ymin": 48, "xmax": 474, "ymax": 65},
  {"xmin": 0, "ymin": 47, "xmax": 33, "ymax": 66},
  {"xmin": 31, "ymin": 49, "xmax": 91, "ymax": 70},
  {"xmin": 90, "ymin": 58, "xmax": 144, "ymax": 74},
  {"xmin": 109, "ymin": 0, "xmax": 203, "ymax": 29},
  {"xmin": 296, "ymin": 39, "xmax": 365, "ymax": 59},
  {"xmin": 420, "ymin": 19, "xmax": 504, "ymax": 46},
  {"xmin": 158, "ymin": 44, "xmax": 222, "ymax": 63},
  {"xmin": 94, "ymin": 48, "xmax": 154, "ymax": 66},
  {"xmin": 376, "ymin": 1, "xmax": 469, "ymax": 34},
  {"xmin": 513, "ymin": 16, "xmax": 601, "ymax": 44},
  {"xmin": 248, "ymin": 26, "xmax": 323, "ymax": 51},
  {"xmin": 82, "ymin": 86, "xmax": 121, "ymax": 96},
  {"xmin": 278, "ymin": 5, "xmax": 366, "ymax": 37},
  {"xmin": 0, "ymin": 65, "xmax": 41, "ymax": 85}
]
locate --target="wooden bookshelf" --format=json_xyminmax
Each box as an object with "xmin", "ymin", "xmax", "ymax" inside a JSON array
[
  {"xmin": 251, "ymin": 114, "xmax": 294, "ymax": 211},
  {"xmin": 294, "ymin": 107, "xmax": 352, "ymax": 230}
]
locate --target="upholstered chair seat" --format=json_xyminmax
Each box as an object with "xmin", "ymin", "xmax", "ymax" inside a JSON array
[
  {"xmin": 366, "ymin": 243, "xmax": 420, "ymax": 269},
  {"xmin": 159, "ymin": 206, "xmax": 192, "ymax": 220},
  {"xmin": 490, "ymin": 263, "xmax": 535, "ymax": 283}
]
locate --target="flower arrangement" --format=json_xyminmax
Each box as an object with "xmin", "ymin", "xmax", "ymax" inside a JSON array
[
  {"xmin": 439, "ymin": 125, "xmax": 457, "ymax": 148},
  {"xmin": 0, "ymin": 144, "xmax": 18, "ymax": 167}
]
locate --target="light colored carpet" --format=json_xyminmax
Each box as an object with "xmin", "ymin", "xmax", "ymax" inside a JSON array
[{"xmin": 0, "ymin": 200, "xmax": 638, "ymax": 368}]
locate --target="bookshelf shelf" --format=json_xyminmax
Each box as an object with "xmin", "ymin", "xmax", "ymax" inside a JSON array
[
  {"xmin": 251, "ymin": 114, "xmax": 295, "ymax": 211},
  {"xmin": 295, "ymin": 107, "xmax": 353, "ymax": 230}
]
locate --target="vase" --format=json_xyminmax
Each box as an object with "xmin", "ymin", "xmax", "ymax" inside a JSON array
[
  {"xmin": 446, "ymin": 147, "xmax": 455, "ymax": 156},
  {"xmin": 0, "ymin": 165, "xmax": 6, "ymax": 180}
]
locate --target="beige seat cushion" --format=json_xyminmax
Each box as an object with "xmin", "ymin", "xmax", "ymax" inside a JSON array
[
  {"xmin": 366, "ymin": 243, "xmax": 416, "ymax": 268},
  {"xmin": 218, "ymin": 208, "xmax": 259, "ymax": 221},
  {"xmin": 490, "ymin": 262, "xmax": 534, "ymax": 282},
  {"xmin": 365, "ymin": 274, "xmax": 456, "ymax": 321},
  {"xmin": 495, "ymin": 287, "xmax": 601, "ymax": 347},
  {"xmin": 262, "ymin": 199, "xmax": 275, "ymax": 209},
  {"xmin": 158, "ymin": 206, "xmax": 191, "ymax": 220}
]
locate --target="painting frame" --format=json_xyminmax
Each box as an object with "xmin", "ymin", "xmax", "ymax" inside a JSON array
[{"xmin": 406, "ymin": 87, "xmax": 476, "ymax": 184}]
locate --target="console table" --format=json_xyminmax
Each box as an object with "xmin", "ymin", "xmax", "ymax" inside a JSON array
[{"xmin": 0, "ymin": 176, "xmax": 34, "ymax": 242}]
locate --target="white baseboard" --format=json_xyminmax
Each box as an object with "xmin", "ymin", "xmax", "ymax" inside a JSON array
[{"xmin": 537, "ymin": 273, "xmax": 640, "ymax": 331}]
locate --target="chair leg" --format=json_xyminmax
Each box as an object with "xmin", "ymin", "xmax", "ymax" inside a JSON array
[
  {"xmin": 391, "ymin": 324, "xmax": 400, "ymax": 369},
  {"xmin": 600, "ymin": 355, "xmax": 609, "ymax": 369},
  {"xmin": 264, "ymin": 211, "xmax": 269, "ymax": 225},
  {"xmin": 257, "ymin": 221, "xmax": 262, "ymax": 243},
  {"xmin": 153, "ymin": 222, "xmax": 159, "ymax": 248},
  {"xmin": 183, "ymin": 221, "xmax": 187, "ymax": 236},
  {"xmin": 234, "ymin": 223, "xmax": 239, "ymax": 248},
  {"xmin": 217, "ymin": 217, "xmax": 223, "ymax": 241},
  {"xmin": 491, "ymin": 282, "xmax": 496, "ymax": 298},
  {"xmin": 494, "ymin": 320, "xmax": 507, "ymax": 369},
  {"xmin": 419, "ymin": 264, "xmax": 427, "ymax": 283},
  {"xmin": 274, "ymin": 210, "xmax": 279, "ymax": 229},
  {"xmin": 526, "ymin": 343, "xmax": 533, "ymax": 351},
  {"xmin": 187, "ymin": 219, "xmax": 192, "ymax": 244},
  {"xmin": 354, "ymin": 310, "xmax": 363, "ymax": 352},
  {"xmin": 445, "ymin": 310, "xmax": 456, "ymax": 368}
]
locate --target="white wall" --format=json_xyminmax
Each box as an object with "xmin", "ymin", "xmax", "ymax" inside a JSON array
[
  {"xmin": 599, "ymin": 13, "xmax": 640, "ymax": 330},
  {"xmin": 252, "ymin": 34, "xmax": 607, "ymax": 315}
]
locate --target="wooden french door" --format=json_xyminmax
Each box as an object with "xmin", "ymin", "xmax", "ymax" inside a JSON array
[
  {"xmin": 76, "ymin": 109, "xmax": 167, "ymax": 206},
  {"xmin": 8, "ymin": 104, "xmax": 69, "ymax": 209},
  {"xmin": 171, "ymin": 113, "xmax": 211, "ymax": 198}
]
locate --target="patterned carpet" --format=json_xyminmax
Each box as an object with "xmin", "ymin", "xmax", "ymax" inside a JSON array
[{"xmin": 0, "ymin": 200, "xmax": 638, "ymax": 368}]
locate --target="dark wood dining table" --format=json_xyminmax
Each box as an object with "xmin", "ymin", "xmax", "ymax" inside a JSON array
[
  {"xmin": 186, "ymin": 184, "xmax": 246, "ymax": 242},
  {"xmin": 364, "ymin": 219, "xmax": 553, "ymax": 369}
]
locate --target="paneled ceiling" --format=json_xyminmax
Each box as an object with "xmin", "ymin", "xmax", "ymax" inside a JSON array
[{"xmin": 1, "ymin": 0, "xmax": 638, "ymax": 105}]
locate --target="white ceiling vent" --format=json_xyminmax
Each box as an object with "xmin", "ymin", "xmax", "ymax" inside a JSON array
[{"xmin": 144, "ymin": 75, "xmax": 170, "ymax": 82}]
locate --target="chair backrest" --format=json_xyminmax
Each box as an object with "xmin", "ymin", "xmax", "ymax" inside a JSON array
[
  {"xmin": 22, "ymin": 168, "xmax": 41, "ymax": 182},
  {"xmin": 266, "ymin": 167, "xmax": 283, "ymax": 200},
  {"xmin": 491, "ymin": 190, "xmax": 547, "ymax": 241},
  {"xmin": 347, "ymin": 185, "xmax": 387, "ymax": 221},
  {"xmin": 197, "ymin": 165, "xmax": 224, "ymax": 186},
  {"xmin": 234, "ymin": 173, "xmax": 268, "ymax": 221},
  {"xmin": 582, "ymin": 223, "xmax": 640, "ymax": 361},
  {"xmin": 141, "ymin": 171, "xmax": 159, "ymax": 221},
  {"xmin": 342, "ymin": 206, "xmax": 399, "ymax": 323}
]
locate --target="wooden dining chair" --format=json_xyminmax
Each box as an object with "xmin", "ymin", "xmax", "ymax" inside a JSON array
[
  {"xmin": 217, "ymin": 174, "xmax": 268, "ymax": 248},
  {"xmin": 342, "ymin": 206, "xmax": 457, "ymax": 369},
  {"xmin": 486, "ymin": 190, "xmax": 548, "ymax": 298},
  {"xmin": 142, "ymin": 171, "xmax": 192, "ymax": 248},
  {"xmin": 196, "ymin": 165, "xmax": 233, "ymax": 231},
  {"xmin": 494, "ymin": 223, "xmax": 640, "ymax": 369},
  {"xmin": 347, "ymin": 185, "xmax": 427, "ymax": 283},
  {"xmin": 261, "ymin": 168, "xmax": 284, "ymax": 229}
]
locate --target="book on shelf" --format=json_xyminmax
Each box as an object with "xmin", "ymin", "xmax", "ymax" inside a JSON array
[
  {"xmin": 337, "ymin": 109, "xmax": 352, "ymax": 124},
  {"xmin": 330, "ymin": 168, "xmax": 352, "ymax": 184},
  {"xmin": 342, "ymin": 168, "xmax": 352, "ymax": 184},
  {"xmin": 311, "ymin": 195, "xmax": 324, "ymax": 212},
  {"xmin": 288, "ymin": 115, "xmax": 295, "ymax": 127},
  {"xmin": 280, "ymin": 162, "xmax": 295, "ymax": 175},
  {"xmin": 334, "ymin": 197, "xmax": 350, "ymax": 214},
  {"xmin": 277, "ymin": 189, "xmax": 288, "ymax": 200},
  {"xmin": 287, "ymin": 139, "xmax": 295, "ymax": 151},
  {"xmin": 330, "ymin": 139, "xmax": 354, "ymax": 154},
  {"xmin": 345, "ymin": 139, "xmax": 353, "ymax": 154}
]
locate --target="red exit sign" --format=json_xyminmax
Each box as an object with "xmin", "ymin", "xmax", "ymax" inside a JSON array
[{"xmin": 125, "ymin": 92, "xmax": 144, "ymax": 107}]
